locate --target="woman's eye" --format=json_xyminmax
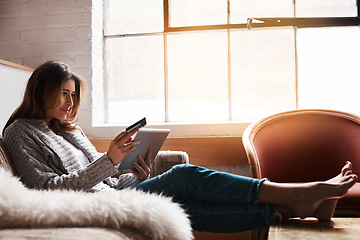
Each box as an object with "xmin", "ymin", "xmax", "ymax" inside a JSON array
[{"xmin": 71, "ymin": 93, "xmax": 76, "ymax": 98}]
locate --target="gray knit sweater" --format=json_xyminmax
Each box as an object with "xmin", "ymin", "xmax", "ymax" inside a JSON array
[{"xmin": 2, "ymin": 118, "xmax": 139, "ymax": 192}]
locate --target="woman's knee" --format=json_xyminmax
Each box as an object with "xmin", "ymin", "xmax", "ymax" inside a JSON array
[
  {"xmin": 134, "ymin": 164, "xmax": 199, "ymax": 195},
  {"xmin": 167, "ymin": 164, "xmax": 209, "ymax": 183},
  {"xmin": 170, "ymin": 164, "xmax": 200, "ymax": 176}
]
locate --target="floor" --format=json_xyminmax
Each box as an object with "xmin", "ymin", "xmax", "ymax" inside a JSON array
[{"xmin": 268, "ymin": 217, "xmax": 360, "ymax": 240}]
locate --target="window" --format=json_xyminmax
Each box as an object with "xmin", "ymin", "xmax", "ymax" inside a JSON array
[{"xmin": 104, "ymin": 0, "xmax": 360, "ymax": 126}]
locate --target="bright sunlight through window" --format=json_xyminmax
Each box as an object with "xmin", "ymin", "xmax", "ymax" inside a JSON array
[{"xmin": 104, "ymin": 0, "xmax": 359, "ymax": 125}]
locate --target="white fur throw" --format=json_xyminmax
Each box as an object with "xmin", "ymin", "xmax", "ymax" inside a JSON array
[{"xmin": 0, "ymin": 169, "xmax": 193, "ymax": 240}]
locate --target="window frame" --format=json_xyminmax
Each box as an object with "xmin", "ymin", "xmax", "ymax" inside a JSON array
[{"xmin": 102, "ymin": 0, "xmax": 360, "ymax": 137}]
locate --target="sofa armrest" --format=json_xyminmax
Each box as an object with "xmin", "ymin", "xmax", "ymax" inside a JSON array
[{"xmin": 150, "ymin": 151, "xmax": 189, "ymax": 178}]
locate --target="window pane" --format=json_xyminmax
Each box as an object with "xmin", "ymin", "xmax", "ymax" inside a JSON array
[
  {"xmin": 105, "ymin": 0, "xmax": 163, "ymax": 35},
  {"xmin": 167, "ymin": 31, "xmax": 228, "ymax": 122},
  {"xmin": 230, "ymin": 0, "xmax": 294, "ymax": 24},
  {"xmin": 105, "ymin": 35, "xmax": 165, "ymax": 124},
  {"xmin": 169, "ymin": 0, "xmax": 227, "ymax": 27},
  {"xmin": 298, "ymin": 27, "xmax": 360, "ymax": 115},
  {"xmin": 296, "ymin": 0, "xmax": 357, "ymax": 17},
  {"xmin": 231, "ymin": 28, "xmax": 296, "ymax": 121}
]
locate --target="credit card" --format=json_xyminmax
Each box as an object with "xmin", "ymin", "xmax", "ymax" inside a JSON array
[{"xmin": 126, "ymin": 117, "xmax": 147, "ymax": 133}]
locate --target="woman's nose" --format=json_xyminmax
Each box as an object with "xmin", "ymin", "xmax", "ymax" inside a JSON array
[{"xmin": 66, "ymin": 95, "xmax": 74, "ymax": 106}]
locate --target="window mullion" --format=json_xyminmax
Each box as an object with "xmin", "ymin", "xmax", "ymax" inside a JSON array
[
  {"xmin": 227, "ymin": 0, "xmax": 232, "ymax": 121},
  {"xmin": 164, "ymin": 0, "xmax": 170, "ymax": 31},
  {"xmin": 103, "ymin": 1, "xmax": 109, "ymax": 124},
  {"xmin": 293, "ymin": 0, "xmax": 299, "ymax": 109},
  {"xmin": 164, "ymin": 0, "xmax": 169, "ymax": 122},
  {"xmin": 164, "ymin": 33, "xmax": 169, "ymax": 122}
]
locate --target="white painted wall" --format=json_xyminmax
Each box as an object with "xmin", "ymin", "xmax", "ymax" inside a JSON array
[{"xmin": 0, "ymin": 64, "xmax": 31, "ymax": 133}]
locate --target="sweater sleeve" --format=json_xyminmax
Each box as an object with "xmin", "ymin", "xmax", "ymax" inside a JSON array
[
  {"xmin": 69, "ymin": 126, "xmax": 142, "ymax": 189},
  {"xmin": 67, "ymin": 127, "xmax": 141, "ymax": 189},
  {"xmin": 2, "ymin": 121, "xmax": 118, "ymax": 191},
  {"xmin": 114, "ymin": 173, "xmax": 140, "ymax": 190}
]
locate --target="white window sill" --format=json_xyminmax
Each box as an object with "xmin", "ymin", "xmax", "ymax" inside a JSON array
[{"xmin": 89, "ymin": 121, "xmax": 251, "ymax": 138}]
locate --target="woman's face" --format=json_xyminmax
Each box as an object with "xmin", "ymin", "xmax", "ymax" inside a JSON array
[{"xmin": 45, "ymin": 78, "xmax": 76, "ymax": 124}]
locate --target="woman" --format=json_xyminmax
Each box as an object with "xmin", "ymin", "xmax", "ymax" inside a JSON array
[{"xmin": 2, "ymin": 61, "xmax": 357, "ymax": 233}]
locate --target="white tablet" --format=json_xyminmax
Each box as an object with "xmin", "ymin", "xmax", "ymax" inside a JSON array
[{"xmin": 118, "ymin": 128, "xmax": 170, "ymax": 170}]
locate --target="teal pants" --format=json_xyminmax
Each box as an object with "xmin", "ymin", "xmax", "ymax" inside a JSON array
[{"xmin": 133, "ymin": 164, "xmax": 276, "ymax": 233}]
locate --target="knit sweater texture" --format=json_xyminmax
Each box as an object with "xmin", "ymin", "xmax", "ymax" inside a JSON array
[{"xmin": 2, "ymin": 118, "xmax": 139, "ymax": 192}]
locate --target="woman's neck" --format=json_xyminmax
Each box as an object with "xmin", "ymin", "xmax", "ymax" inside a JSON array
[
  {"xmin": 45, "ymin": 118, "xmax": 61, "ymax": 135},
  {"xmin": 44, "ymin": 118, "xmax": 52, "ymax": 127}
]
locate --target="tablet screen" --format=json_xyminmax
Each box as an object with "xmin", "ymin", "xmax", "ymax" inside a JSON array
[{"xmin": 118, "ymin": 128, "xmax": 170, "ymax": 170}]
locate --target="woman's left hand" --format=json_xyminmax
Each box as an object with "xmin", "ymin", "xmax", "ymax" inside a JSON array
[{"xmin": 131, "ymin": 148, "xmax": 152, "ymax": 181}]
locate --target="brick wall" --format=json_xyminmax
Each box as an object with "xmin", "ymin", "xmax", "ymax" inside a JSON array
[
  {"xmin": 0, "ymin": 0, "xmax": 93, "ymax": 69},
  {"xmin": 0, "ymin": 0, "xmax": 103, "ymax": 136}
]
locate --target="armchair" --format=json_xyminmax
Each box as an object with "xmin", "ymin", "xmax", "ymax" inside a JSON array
[{"xmin": 242, "ymin": 109, "xmax": 360, "ymax": 217}]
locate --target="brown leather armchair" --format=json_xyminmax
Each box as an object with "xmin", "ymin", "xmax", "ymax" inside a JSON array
[{"xmin": 243, "ymin": 109, "xmax": 360, "ymax": 218}]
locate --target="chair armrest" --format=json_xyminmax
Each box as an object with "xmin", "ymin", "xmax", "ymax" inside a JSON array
[{"xmin": 150, "ymin": 151, "xmax": 189, "ymax": 178}]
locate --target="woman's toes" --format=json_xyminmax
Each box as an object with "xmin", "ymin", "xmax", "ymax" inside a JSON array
[
  {"xmin": 339, "ymin": 174, "xmax": 357, "ymax": 195},
  {"xmin": 344, "ymin": 170, "xmax": 353, "ymax": 176},
  {"xmin": 341, "ymin": 161, "xmax": 353, "ymax": 176}
]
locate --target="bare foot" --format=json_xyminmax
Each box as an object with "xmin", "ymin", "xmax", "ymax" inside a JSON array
[
  {"xmin": 312, "ymin": 199, "xmax": 338, "ymax": 221},
  {"xmin": 313, "ymin": 161, "xmax": 353, "ymax": 221},
  {"xmin": 326, "ymin": 161, "xmax": 353, "ymax": 184},
  {"xmin": 261, "ymin": 162, "xmax": 358, "ymax": 220},
  {"xmin": 290, "ymin": 171, "xmax": 357, "ymax": 219}
]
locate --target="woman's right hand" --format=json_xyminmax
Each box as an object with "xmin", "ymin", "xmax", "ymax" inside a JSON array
[{"xmin": 107, "ymin": 127, "xmax": 140, "ymax": 165}]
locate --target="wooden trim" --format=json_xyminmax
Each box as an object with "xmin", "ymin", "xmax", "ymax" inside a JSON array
[
  {"xmin": 90, "ymin": 136, "xmax": 248, "ymax": 166},
  {"xmin": 0, "ymin": 59, "xmax": 34, "ymax": 72}
]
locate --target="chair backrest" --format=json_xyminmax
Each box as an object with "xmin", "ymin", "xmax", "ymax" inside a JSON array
[{"xmin": 243, "ymin": 109, "xmax": 360, "ymax": 183}]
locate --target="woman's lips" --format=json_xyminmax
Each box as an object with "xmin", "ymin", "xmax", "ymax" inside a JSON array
[{"xmin": 60, "ymin": 108, "xmax": 70, "ymax": 114}]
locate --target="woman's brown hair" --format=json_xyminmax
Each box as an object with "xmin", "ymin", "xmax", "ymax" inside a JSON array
[{"xmin": 2, "ymin": 61, "xmax": 84, "ymax": 135}]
